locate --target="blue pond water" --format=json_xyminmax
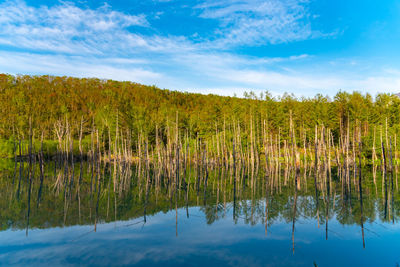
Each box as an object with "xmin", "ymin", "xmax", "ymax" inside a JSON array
[
  {"xmin": 0, "ymin": 162, "xmax": 399, "ymax": 266},
  {"xmin": 1, "ymin": 205, "xmax": 400, "ymax": 267}
]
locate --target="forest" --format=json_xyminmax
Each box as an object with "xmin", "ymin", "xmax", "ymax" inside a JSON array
[{"xmin": 0, "ymin": 73, "xmax": 400, "ymax": 164}]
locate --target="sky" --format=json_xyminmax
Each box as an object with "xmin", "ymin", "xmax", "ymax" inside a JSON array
[{"xmin": 0, "ymin": 0, "xmax": 400, "ymax": 97}]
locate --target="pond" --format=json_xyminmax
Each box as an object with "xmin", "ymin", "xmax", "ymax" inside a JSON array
[{"xmin": 0, "ymin": 160, "xmax": 399, "ymax": 266}]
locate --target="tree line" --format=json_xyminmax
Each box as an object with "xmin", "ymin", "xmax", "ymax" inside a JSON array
[{"xmin": 0, "ymin": 73, "xmax": 399, "ymax": 158}]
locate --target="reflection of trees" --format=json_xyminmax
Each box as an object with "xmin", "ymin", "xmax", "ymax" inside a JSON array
[{"xmin": 0, "ymin": 162, "xmax": 399, "ymax": 231}]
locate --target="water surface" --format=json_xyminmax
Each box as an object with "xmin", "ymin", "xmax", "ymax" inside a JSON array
[{"xmin": 0, "ymin": 160, "xmax": 399, "ymax": 266}]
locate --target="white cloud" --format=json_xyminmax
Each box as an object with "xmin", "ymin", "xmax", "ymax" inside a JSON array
[
  {"xmin": 0, "ymin": 52, "xmax": 162, "ymax": 84},
  {"xmin": 0, "ymin": 0, "xmax": 157, "ymax": 55},
  {"xmin": 162, "ymin": 51, "xmax": 400, "ymax": 96},
  {"xmin": 195, "ymin": 0, "xmax": 319, "ymax": 47}
]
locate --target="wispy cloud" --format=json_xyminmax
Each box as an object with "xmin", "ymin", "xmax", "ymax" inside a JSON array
[
  {"xmin": 0, "ymin": 0, "xmax": 189, "ymax": 55},
  {"xmin": 194, "ymin": 0, "xmax": 320, "ymax": 47},
  {"xmin": 0, "ymin": 51, "xmax": 162, "ymax": 84}
]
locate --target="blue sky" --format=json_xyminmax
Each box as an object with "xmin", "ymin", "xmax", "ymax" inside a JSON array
[{"xmin": 0, "ymin": 0, "xmax": 400, "ymax": 97}]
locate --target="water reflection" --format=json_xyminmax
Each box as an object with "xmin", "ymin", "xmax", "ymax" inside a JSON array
[{"xmin": 0, "ymin": 159, "xmax": 399, "ymax": 266}]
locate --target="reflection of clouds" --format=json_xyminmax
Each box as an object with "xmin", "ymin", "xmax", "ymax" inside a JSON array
[{"xmin": 1, "ymin": 206, "xmax": 400, "ymax": 266}]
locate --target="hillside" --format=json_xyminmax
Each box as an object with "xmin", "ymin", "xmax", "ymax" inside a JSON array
[{"xmin": 1, "ymin": 74, "xmax": 400, "ymax": 154}]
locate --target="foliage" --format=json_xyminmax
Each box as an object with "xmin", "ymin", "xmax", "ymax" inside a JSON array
[{"xmin": 1, "ymin": 74, "xmax": 400, "ymax": 155}]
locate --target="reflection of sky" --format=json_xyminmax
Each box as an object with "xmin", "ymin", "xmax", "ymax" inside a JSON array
[{"xmin": 1, "ymin": 207, "xmax": 399, "ymax": 267}]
